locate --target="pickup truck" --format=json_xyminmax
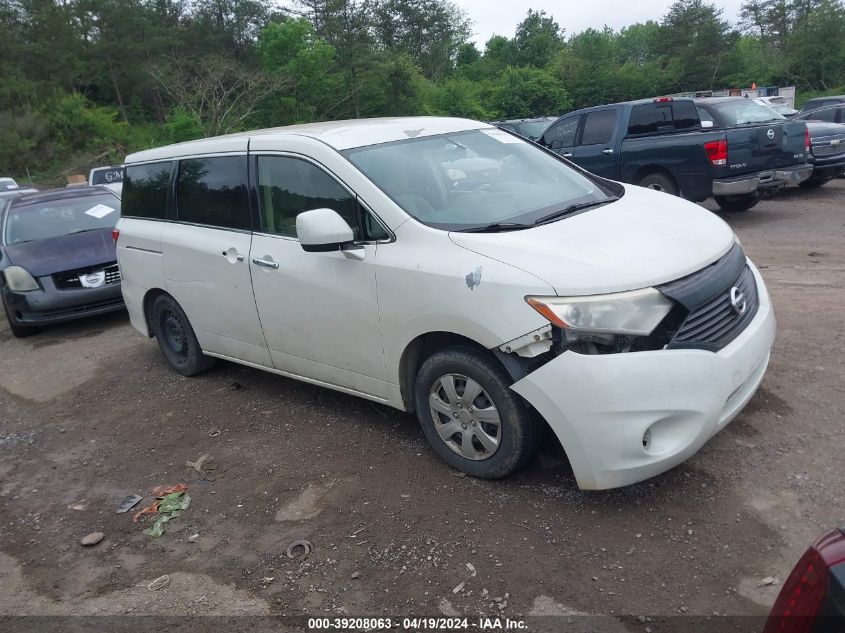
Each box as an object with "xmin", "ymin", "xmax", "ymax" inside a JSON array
[{"xmin": 538, "ymin": 97, "xmax": 812, "ymax": 212}]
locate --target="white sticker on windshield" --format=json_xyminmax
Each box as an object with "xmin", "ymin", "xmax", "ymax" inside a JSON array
[
  {"xmin": 85, "ymin": 204, "xmax": 116, "ymax": 219},
  {"xmin": 481, "ymin": 129, "xmax": 522, "ymax": 143}
]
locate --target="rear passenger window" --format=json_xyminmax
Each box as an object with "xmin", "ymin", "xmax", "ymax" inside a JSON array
[
  {"xmin": 257, "ymin": 156, "xmax": 360, "ymax": 239},
  {"xmin": 176, "ymin": 157, "xmax": 250, "ymax": 230},
  {"xmin": 809, "ymin": 108, "xmax": 836, "ymax": 122},
  {"xmin": 672, "ymin": 101, "xmax": 700, "ymax": 130},
  {"xmin": 122, "ymin": 162, "xmax": 172, "ymax": 219},
  {"xmin": 580, "ymin": 109, "xmax": 617, "ymax": 145},
  {"xmin": 627, "ymin": 104, "xmax": 673, "ymax": 136}
]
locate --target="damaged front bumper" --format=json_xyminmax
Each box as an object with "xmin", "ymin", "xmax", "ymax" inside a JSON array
[{"xmin": 510, "ymin": 264, "xmax": 776, "ymax": 490}]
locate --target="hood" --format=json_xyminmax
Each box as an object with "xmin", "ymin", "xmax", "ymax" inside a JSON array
[
  {"xmin": 449, "ymin": 185, "xmax": 735, "ymax": 296},
  {"xmin": 3, "ymin": 228, "xmax": 116, "ymax": 277}
]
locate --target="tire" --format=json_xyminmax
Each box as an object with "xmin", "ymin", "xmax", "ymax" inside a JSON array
[
  {"xmin": 638, "ymin": 171, "xmax": 679, "ymax": 196},
  {"xmin": 714, "ymin": 193, "xmax": 760, "ymax": 212},
  {"xmin": 2, "ymin": 296, "xmax": 37, "ymax": 338},
  {"xmin": 799, "ymin": 176, "xmax": 831, "ymax": 188},
  {"xmin": 150, "ymin": 294, "xmax": 215, "ymax": 376},
  {"xmin": 413, "ymin": 346, "xmax": 538, "ymax": 479}
]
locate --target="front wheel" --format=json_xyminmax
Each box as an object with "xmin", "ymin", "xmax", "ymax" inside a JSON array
[
  {"xmin": 150, "ymin": 294, "xmax": 215, "ymax": 376},
  {"xmin": 715, "ymin": 193, "xmax": 760, "ymax": 212},
  {"xmin": 413, "ymin": 347, "xmax": 538, "ymax": 479}
]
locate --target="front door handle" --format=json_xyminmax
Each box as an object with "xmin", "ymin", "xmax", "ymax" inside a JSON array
[
  {"xmin": 562, "ymin": 152, "xmax": 573, "ymax": 158},
  {"xmin": 221, "ymin": 248, "xmax": 244, "ymax": 263},
  {"xmin": 252, "ymin": 257, "xmax": 279, "ymax": 269},
  {"xmin": 602, "ymin": 148, "xmax": 614, "ymax": 155}
]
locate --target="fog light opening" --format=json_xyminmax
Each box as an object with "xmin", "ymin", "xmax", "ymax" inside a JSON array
[{"xmin": 642, "ymin": 428, "xmax": 652, "ymax": 450}]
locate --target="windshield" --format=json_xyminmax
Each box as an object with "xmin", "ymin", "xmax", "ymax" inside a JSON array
[
  {"xmin": 0, "ymin": 178, "xmax": 17, "ymax": 191},
  {"xmin": 710, "ymin": 100, "xmax": 785, "ymax": 126},
  {"xmin": 516, "ymin": 121, "xmax": 552, "ymax": 139},
  {"xmin": 4, "ymin": 193, "xmax": 120, "ymax": 245},
  {"xmin": 343, "ymin": 129, "xmax": 612, "ymax": 231}
]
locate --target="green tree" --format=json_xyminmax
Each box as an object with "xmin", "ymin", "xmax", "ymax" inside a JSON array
[
  {"xmin": 513, "ymin": 9, "xmax": 564, "ymax": 67},
  {"xmin": 487, "ymin": 66, "xmax": 571, "ymax": 118}
]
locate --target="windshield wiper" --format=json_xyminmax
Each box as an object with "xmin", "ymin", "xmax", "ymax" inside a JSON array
[
  {"xmin": 456, "ymin": 222, "xmax": 532, "ymax": 233},
  {"xmin": 533, "ymin": 197, "xmax": 620, "ymax": 225}
]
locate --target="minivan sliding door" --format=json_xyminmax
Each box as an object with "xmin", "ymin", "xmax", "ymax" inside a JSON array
[{"xmin": 161, "ymin": 154, "xmax": 271, "ymax": 367}]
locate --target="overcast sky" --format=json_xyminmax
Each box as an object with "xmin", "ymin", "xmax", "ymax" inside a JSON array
[{"xmin": 456, "ymin": 0, "xmax": 746, "ymax": 47}]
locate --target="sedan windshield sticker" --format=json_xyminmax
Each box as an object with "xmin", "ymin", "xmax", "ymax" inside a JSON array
[
  {"xmin": 481, "ymin": 129, "xmax": 522, "ymax": 143},
  {"xmin": 85, "ymin": 203, "xmax": 116, "ymax": 219}
]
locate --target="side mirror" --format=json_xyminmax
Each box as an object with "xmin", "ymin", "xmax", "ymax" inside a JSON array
[
  {"xmin": 701, "ymin": 120, "xmax": 714, "ymax": 128},
  {"xmin": 296, "ymin": 208, "xmax": 356, "ymax": 254}
]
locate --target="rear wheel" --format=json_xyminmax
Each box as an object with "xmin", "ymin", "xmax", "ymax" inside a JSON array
[
  {"xmin": 413, "ymin": 346, "xmax": 538, "ymax": 479},
  {"xmin": 638, "ymin": 171, "xmax": 679, "ymax": 196},
  {"xmin": 150, "ymin": 294, "xmax": 215, "ymax": 376},
  {"xmin": 715, "ymin": 193, "xmax": 760, "ymax": 212},
  {"xmin": 2, "ymin": 296, "xmax": 37, "ymax": 338}
]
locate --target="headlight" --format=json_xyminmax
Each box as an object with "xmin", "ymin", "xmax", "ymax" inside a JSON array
[
  {"xmin": 526, "ymin": 288, "xmax": 673, "ymax": 336},
  {"xmin": 3, "ymin": 266, "xmax": 39, "ymax": 291}
]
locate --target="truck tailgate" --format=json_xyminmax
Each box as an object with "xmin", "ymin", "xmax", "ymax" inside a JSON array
[{"xmin": 722, "ymin": 121, "xmax": 806, "ymax": 174}]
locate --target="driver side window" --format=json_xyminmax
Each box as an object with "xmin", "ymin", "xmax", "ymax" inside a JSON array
[{"xmin": 543, "ymin": 116, "xmax": 579, "ymax": 150}]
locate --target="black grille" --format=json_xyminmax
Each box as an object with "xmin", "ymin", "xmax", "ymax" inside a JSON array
[
  {"xmin": 53, "ymin": 263, "xmax": 121, "ymax": 290},
  {"xmin": 667, "ymin": 265, "xmax": 759, "ymax": 351}
]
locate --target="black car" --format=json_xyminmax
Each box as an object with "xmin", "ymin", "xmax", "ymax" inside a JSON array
[
  {"xmin": 764, "ymin": 525, "xmax": 845, "ymax": 632},
  {"xmin": 0, "ymin": 186, "xmax": 124, "ymax": 337},
  {"xmin": 797, "ymin": 103, "xmax": 845, "ymax": 125},
  {"xmin": 797, "ymin": 121, "xmax": 845, "ymax": 187},
  {"xmin": 490, "ymin": 117, "xmax": 557, "ymax": 141},
  {"xmin": 798, "ymin": 95, "xmax": 845, "ymax": 115}
]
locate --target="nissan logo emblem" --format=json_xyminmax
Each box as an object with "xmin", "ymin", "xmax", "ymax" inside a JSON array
[
  {"xmin": 730, "ymin": 287, "xmax": 747, "ymax": 315},
  {"xmin": 766, "ymin": 128, "xmax": 775, "ymax": 140}
]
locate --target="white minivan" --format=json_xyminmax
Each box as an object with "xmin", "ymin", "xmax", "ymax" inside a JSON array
[{"xmin": 117, "ymin": 117, "xmax": 775, "ymax": 489}]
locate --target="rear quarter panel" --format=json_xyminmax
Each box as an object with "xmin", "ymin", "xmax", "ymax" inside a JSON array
[
  {"xmin": 619, "ymin": 129, "xmax": 724, "ymax": 202},
  {"xmin": 116, "ymin": 217, "xmax": 165, "ymax": 336}
]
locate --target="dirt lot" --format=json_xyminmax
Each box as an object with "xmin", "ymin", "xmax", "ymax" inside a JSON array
[{"xmin": 1, "ymin": 181, "xmax": 843, "ymax": 627}]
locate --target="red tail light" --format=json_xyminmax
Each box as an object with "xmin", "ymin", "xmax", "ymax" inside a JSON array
[
  {"xmin": 653, "ymin": 97, "xmax": 673, "ymax": 103},
  {"xmin": 704, "ymin": 139, "xmax": 728, "ymax": 166},
  {"xmin": 764, "ymin": 528, "xmax": 845, "ymax": 633},
  {"xmin": 112, "ymin": 228, "xmax": 120, "ymax": 242},
  {"xmin": 804, "ymin": 128, "xmax": 811, "ymax": 155}
]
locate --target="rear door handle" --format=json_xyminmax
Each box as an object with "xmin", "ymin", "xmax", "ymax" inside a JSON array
[
  {"xmin": 602, "ymin": 148, "xmax": 614, "ymax": 155},
  {"xmin": 252, "ymin": 257, "xmax": 279, "ymax": 269},
  {"xmin": 562, "ymin": 152, "xmax": 573, "ymax": 158}
]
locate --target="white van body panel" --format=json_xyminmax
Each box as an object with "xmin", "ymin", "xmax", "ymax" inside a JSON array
[
  {"xmin": 450, "ymin": 185, "xmax": 735, "ymax": 296},
  {"xmin": 117, "ymin": 217, "xmax": 165, "ymax": 336},
  {"xmin": 250, "ymin": 234, "xmax": 386, "ymax": 399},
  {"xmin": 161, "ymin": 222, "xmax": 271, "ymax": 367}
]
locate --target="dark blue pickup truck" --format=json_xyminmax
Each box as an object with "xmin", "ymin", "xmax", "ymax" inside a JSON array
[{"xmin": 539, "ymin": 97, "xmax": 812, "ymax": 212}]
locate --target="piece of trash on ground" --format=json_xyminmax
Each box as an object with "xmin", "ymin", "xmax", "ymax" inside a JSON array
[
  {"xmin": 285, "ymin": 539, "xmax": 313, "ymax": 559},
  {"xmin": 147, "ymin": 575, "xmax": 170, "ymax": 591},
  {"xmin": 68, "ymin": 500, "xmax": 88, "ymax": 511},
  {"xmin": 116, "ymin": 494, "xmax": 143, "ymax": 514},
  {"xmin": 188, "ymin": 533, "xmax": 200, "ymax": 543},
  {"xmin": 80, "ymin": 531, "xmax": 104, "ymax": 546},
  {"xmin": 133, "ymin": 484, "xmax": 191, "ymax": 538},
  {"xmin": 208, "ymin": 429, "xmax": 221, "ymax": 438}
]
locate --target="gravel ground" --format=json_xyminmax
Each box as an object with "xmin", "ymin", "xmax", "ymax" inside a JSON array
[{"xmin": 0, "ymin": 180, "xmax": 843, "ymax": 626}]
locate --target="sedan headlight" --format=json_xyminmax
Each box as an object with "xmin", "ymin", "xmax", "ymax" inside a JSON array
[
  {"xmin": 526, "ymin": 288, "xmax": 673, "ymax": 336},
  {"xmin": 3, "ymin": 265, "xmax": 39, "ymax": 291}
]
